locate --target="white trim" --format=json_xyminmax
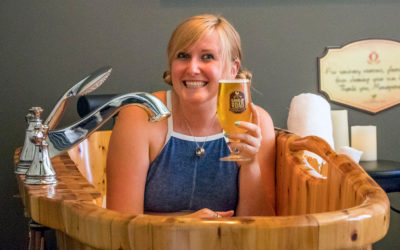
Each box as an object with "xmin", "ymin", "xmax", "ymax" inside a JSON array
[
  {"xmin": 165, "ymin": 90, "xmax": 173, "ymax": 144},
  {"xmin": 171, "ymin": 131, "xmax": 224, "ymax": 142}
]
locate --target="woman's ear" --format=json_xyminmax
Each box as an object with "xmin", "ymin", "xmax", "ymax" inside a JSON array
[{"xmin": 230, "ymin": 59, "xmax": 240, "ymax": 78}]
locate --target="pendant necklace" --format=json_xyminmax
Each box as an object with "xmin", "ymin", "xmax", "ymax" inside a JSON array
[{"xmin": 182, "ymin": 113, "xmax": 217, "ymax": 157}]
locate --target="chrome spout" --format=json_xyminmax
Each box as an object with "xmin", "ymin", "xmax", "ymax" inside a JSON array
[
  {"xmin": 47, "ymin": 92, "xmax": 170, "ymax": 158},
  {"xmin": 44, "ymin": 66, "xmax": 112, "ymax": 130}
]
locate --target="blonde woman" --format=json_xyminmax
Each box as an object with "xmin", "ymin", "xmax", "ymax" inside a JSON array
[{"xmin": 107, "ymin": 14, "xmax": 275, "ymax": 218}]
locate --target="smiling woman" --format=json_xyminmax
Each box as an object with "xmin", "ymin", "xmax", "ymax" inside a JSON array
[
  {"xmin": 170, "ymin": 30, "xmax": 227, "ymax": 105},
  {"xmin": 106, "ymin": 14, "xmax": 276, "ymax": 218}
]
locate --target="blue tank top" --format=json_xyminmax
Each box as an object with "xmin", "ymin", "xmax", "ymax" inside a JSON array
[{"xmin": 144, "ymin": 91, "xmax": 239, "ymax": 213}]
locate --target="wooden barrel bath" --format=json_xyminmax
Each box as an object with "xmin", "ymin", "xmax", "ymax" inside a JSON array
[{"xmin": 15, "ymin": 130, "xmax": 390, "ymax": 250}]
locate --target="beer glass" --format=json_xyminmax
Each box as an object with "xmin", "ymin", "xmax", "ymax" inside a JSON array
[{"xmin": 217, "ymin": 79, "xmax": 252, "ymax": 161}]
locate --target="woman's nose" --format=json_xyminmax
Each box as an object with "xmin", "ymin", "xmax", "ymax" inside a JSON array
[{"xmin": 187, "ymin": 58, "xmax": 201, "ymax": 74}]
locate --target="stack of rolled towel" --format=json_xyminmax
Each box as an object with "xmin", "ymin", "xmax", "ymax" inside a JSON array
[{"xmin": 287, "ymin": 93, "xmax": 362, "ymax": 163}]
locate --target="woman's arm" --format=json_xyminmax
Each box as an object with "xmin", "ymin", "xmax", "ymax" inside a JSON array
[
  {"xmin": 227, "ymin": 104, "xmax": 276, "ymax": 216},
  {"xmin": 106, "ymin": 105, "xmax": 153, "ymax": 214}
]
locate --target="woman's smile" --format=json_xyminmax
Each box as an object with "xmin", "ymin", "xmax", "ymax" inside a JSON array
[{"xmin": 184, "ymin": 80, "xmax": 208, "ymax": 88}]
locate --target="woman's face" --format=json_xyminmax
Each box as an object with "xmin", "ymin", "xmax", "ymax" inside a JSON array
[{"xmin": 171, "ymin": 30, "xmax": 239, "ymax": 105}]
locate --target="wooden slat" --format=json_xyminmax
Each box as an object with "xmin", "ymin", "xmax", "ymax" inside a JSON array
[
  {"xmin": 67, "ymin": 130, "xmax": 110, "ymax": 203},
  {"xmin": 13, "ymin": 130, "xmax": 389, "ymax": 250}
]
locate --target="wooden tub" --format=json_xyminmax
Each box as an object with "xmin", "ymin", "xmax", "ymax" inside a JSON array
[{"xmin": 15, "ymin": 130, "xmax": 389, "ymax": 250}]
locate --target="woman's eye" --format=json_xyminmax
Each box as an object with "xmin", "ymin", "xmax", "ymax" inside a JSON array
[
  {"xmin": 177, "ymin": 52, "xmax": 189, "ymax": 59},
  {"xmin": 202, "ymin": 54, "xmax": 214, "ymax": 60}
]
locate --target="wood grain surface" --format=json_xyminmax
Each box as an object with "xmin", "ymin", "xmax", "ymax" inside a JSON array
[{"xmin": 14, "ymin": 130, "xmax": 390, "ymax": 250}]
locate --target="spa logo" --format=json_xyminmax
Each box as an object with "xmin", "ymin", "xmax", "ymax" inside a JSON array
[{"xmin": 367, "ymin": 51, "xmax": 380, "ymax": 65}]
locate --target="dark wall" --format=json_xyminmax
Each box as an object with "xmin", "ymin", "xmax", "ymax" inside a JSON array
[{"xmin": 1, "ymin": 1, "xmax": 399, "ymax": 248}]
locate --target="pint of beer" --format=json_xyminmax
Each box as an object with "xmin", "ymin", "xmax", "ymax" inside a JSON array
[{"xmin": 217, "ymin": 79, "xmax": 251, "ymax": 161}]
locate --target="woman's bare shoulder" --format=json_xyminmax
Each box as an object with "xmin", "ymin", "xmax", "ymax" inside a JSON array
[
  {"xmin": 117, "ymin": 91, "xmax": 167, "ymax": 123},
  {"xmin": 152, "ymin": 90, "xmax": 167, "ymax": 103},
  {"xmin": 254, "ymin": 104, "xmax": 273, "ymax": 128},
  {"xmin": 114, "ymin": 90, "xmax": 168, "ymax": 160}
]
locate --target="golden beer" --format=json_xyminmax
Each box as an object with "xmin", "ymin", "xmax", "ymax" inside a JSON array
[{"xmin": 217, "ymin": 79, "xmax": 251, "ymax": 134}]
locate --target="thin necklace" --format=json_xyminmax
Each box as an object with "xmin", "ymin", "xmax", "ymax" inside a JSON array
[{"xmin": 182, "ymin": 113, "xmax": 217, "ymax": 157}]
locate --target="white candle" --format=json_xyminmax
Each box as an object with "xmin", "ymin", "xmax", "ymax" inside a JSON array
[
  {"xmin": 331, "ymin": 110, "xmax": 349, "ymax": 150},
  {"xmin": 351, "ymin": 126, "xmax": 377, "ymax": 161}
]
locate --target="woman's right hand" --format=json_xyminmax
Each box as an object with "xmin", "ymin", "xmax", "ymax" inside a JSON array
[{"xmin": 183, "ymin": 208, "xmax": 234, "ymax": 219}]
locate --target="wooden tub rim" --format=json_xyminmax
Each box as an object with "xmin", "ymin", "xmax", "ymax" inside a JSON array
[{"xmin": 15, "ymin": 130, "xmax": 390, "ymax": 250}]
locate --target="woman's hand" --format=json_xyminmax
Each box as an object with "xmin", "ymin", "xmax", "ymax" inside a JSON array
[
  {"xmin": 225, "ymin": 103, "xmax": 262, "ymax": 164},
  {"xmin": 183, "ymin": 208, "xmax": 234, "ymax": 219}
]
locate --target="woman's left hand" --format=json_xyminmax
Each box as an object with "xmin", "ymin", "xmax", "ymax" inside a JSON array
[
  {"xmin": 225, "ymin": 103, "xmax": 262, "ymax": 163},
  {"xmin": 183, "ymin": 208, "xmax": 234, "ymax": 219}
]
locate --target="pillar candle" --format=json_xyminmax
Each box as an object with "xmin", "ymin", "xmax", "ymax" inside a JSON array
[
  {"xmin": 331, "ymin": 110, "xmax": 349, "ymax": 150},
  {"xmin": 351, "ymin": 126, "xmax": 377, "ymax": 161}
]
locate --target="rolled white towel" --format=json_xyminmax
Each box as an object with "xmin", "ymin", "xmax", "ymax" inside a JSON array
[
  {"xmin": 337, "ymin": 146, "xmax": 363, "ymax": 163},
  {"xmin": 287, "ymin": 93, "xmax": 335, "ymax": 149}
]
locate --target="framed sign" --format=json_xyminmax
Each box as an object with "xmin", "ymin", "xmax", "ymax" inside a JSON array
[{"xmin": 318, "ymin": 39, "xmax": 400, "ymax": 114}]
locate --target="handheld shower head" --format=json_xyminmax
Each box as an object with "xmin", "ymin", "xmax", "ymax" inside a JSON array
[
  {"xmin": 44, "ymin": 66, "xmax": 112, "ymax": 130},
  {"xmin": 74, "ymin": 66, "xmax": 112, "ymax": 96}
]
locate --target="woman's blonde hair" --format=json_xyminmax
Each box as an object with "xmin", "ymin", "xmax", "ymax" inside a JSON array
[{"xmin": 163, "ymin": 14, "xmax": 252, "ymax": 85}]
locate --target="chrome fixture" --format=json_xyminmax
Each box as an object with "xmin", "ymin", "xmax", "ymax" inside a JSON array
[
  {"xmin": 16, "ymin": 66, "xmax": 112, "ymax": 174},
  {"xmin": 44, "ymin": 66, "xmax": 112, "ymax": 130},
  {"xmin": 15, "ymin": 107, "xmax": 44, "ymax": 174},
  {"xmin": 17, "ymin": 66, "xmax": 170, "ymax": 185},
  {"xmin": 22, "ymin": 92, "xmax": 170, "ymax": 185},
  {"xmin": 24, "ymin": 124, "xmax": 57, "ymax": 185},
  {"xmin": 47, "ymin": 92, "xmax": 170, "ymax": 158}
]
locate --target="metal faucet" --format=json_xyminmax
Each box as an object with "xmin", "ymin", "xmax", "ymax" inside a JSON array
[
  {"xmin": 23, "ymin": 92, "xmax": 170, "ymax": 184},
  {"xmin": 24, "ymin": 124, "xmax": 57, "ymax": 185},
  {"xmin": 15, "ymin": 107, "xmax": 44, "ymax": 174},
  {"xmin": 46, "ymin": 92, "xmax": 170, "ymax": 158},
  {"xmin": 15, "ymin": 66, "xmax": 112, "ymax": 174}
]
